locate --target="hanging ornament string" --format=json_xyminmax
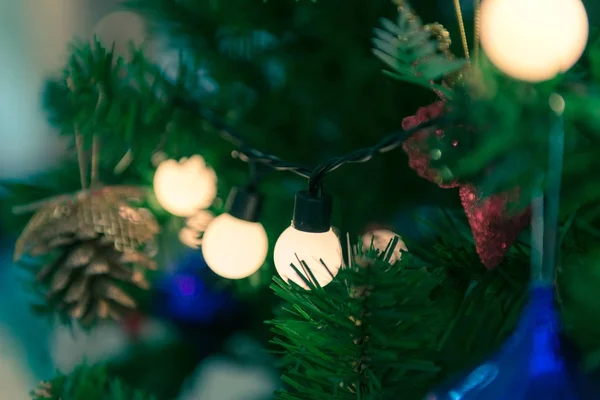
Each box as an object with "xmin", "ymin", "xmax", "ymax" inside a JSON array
[
  {"xmin": 75, "ymin": 129, "xmax": 88, "ymax": 190},
  {"xmin": 75, "ymin": 128, "xmax": 102, "ymax": 190},
  {"xmin": 452, "ymin": 0, "xmax": 470, "ymax": 59},
  {"xmin": 531, "ymin": 94, "xmax": 566, "ymax": 286},
  {"xmin": 13, "ymin": 129, "xmax": 134, "ymax": 215},
  {"xmin": 91, "ymin": 135, "xmax": 100, "ymax": 187},
  {"xmin": 473, "ymin": 0, "xmax": 481, "ymax": 64}
]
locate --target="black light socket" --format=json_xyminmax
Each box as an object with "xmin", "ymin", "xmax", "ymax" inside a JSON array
[
  {"xmin": 226, "ymin": 187, "xmax": 263, "ymax": 222},
  {"xmin": 292, "ymin": 190, "xmax": 332, "ymax": 233}
]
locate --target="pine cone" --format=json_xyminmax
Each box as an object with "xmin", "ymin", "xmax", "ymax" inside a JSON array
[
  {"xmin": 31, "ymin": 381, "xmax": 54, "ymax": 399},
  {"xmin": 14, "ymin": 186, "xmax": 159, "ymax": 326}
]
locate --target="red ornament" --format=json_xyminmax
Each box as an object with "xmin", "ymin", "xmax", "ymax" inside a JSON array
[
  {"xmin": 459, "ymin": 185, "xmax": 531, "ymax": 270},
  {"xmin": 402, "ymin": 103, "xmax": 531, "ymax": 269},
  {"xmin": 402, "ymin": 102, "xmax": 458, "ymax": 188}
]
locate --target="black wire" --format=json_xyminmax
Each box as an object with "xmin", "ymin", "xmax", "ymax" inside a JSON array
[
  {"xmin": 307, "ymin": 119, "xmax": 444, "ymax": 194},
  {"xmin": 165, "ymin": 63, "xmax": 454, "ymax": 195},
  {"xmin": 197, "ymin": 102, "xmax": 448, "ymax": 195},
  {"xmin": 199, "ymin": 108, "xmax": 312, "ymax": 178}
]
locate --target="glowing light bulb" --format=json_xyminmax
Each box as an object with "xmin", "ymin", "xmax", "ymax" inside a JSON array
[
  {"xmin": 94, "ymin": 11, "xmax": 147, "ymax": 61},
  {"xmin": 179, "ymin": 211, "xmax": 215, "ymax": 249},
  {"xmin": 480, "ymin": 0, "xmax": 588, "ymax": 82},
  {"xmin": 153, "ymin": 155, "xmax": 217, "ymax": 217},
  {"xmin": 274, "ymin": 226, "xmax": 342, "ymax": 289},
  {"xmin": 361, "ymin": 229, "xmax": 407, "ymax": 264},
  {"xmin": 202, "ymin": 214, "xmax": 268, "ymax": 279}
]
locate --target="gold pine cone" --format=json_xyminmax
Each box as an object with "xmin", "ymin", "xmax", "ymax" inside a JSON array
[
  {"xmin": 14, "ymin": 186, "xmax": 160, "ymax": 326},
  {"xmin": 31, "ymin": 381, "xmax": 54, "ymax": 399}
]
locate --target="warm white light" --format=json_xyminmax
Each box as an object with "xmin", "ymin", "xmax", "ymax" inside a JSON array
[
  {"xmin": 179, "ymin": 211, "xmax": 215, "ymax": 249},
  {"xmin": 202, "ymin": 214, "xmax": 268, "ymax": 279},
  {"xmin": 480, "ymin": 0, "xmax": 588, "ymax": 82},
  {"xmin": 179, "ymin": 227, "xmax": 202, "ymax": 249},
  {"xmin": 153, "ymin": 155, "xmax": 217, "ymax": 217},
  {"xmin": 93, "ymin": 11, "xmax": 148, "ymax": 60},
  {"xmin": 361, "ymin": 229, "xmax": 407, "ymax": 264},
  {"xmin": 274, "ymin": 227, "xmax": 342, "ymax": 289}
]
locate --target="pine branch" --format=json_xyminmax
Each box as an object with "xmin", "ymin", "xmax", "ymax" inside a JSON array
[
  {"xmin": 124, "ymin": 0, "xmax": 286, "ymax": 88},
  {"xmin": 217, "ymin": 28, "xmax": 282, "ymax": 61},
  {"xmin": 44, "ymin": 39, "xmax": 240, "ymax": 168},
  {"xmin": 269, "ymin": 214, "xmax": 536, "ymax": 399},
  {"xmin": 427, "ymin": 71, "xmax": 600, "ymax": 216},
  {"xmin": 371, "ymin": 3, "xmax": 467, "ymax": 98},
  {"xmin": 31, "ymin": 364, "xmax": 155, "ymax": 400},
  {"xmin": 270, "ymin": 245, "xmax": 453, "ymax": 399},
  {"xmin": 557, "ymin": 206, "xmax": 600, "ymax": 371}
]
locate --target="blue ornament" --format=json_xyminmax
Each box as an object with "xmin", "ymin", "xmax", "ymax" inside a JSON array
[
  {"xmin": 155, "ymin": 252, "xmax": 236, "ymax": 323},
  {"xmin": 174, "ymin": 250, "xmax": 209, "ymax": 271},
  {"xmin": 426, "ymin": 96, "xmax": 599, "ymax": 400},
  {"xmin": 425, "ymin": 286, "xmax": 593, "ymax": 400}
]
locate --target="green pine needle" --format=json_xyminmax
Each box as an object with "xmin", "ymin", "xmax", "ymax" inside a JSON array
[
  {"xmin": 371, "ymin": 5, "xmax": 467, "ymax": 98},
  {"xmin": 31, "ymin": 364, "xmax": 156, "ymax": 400},
  {"xmin": 268, "ymin": 213, "xmax": 538, "ymax": 399}
]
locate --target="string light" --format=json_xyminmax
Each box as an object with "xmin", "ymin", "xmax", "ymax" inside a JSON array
[
  {"xmin": 93, "ymin": 11, "xmax": 147, "ymax": 61},
  {"xmin": 198, "ymin": 107, "xmax": 446, "ymax": 182},
  {"xmin": 153, "ymin": 103, "xmax": 445, "ymax": 287},
  {"xmin": 361, "ymin": 229, "xmax": 407, "ymax": 264},
  {"xmin": 153, "ymin": 155, "xmax": 217, "ymax": 217},
  {"xmin": 274, "ymin": 191, "xmax": 342, "ymax": 289},
  {"xmin": 179, "ymin": 210, "xmax": 215, "ymax": 249},
  {"xmin": 162, "ymin": 110, "xmax": 444, "ymax": 287},
  {"xmin": 148, "ymin": 32, "xmax": 447, "ymax": 286},
  {"xmin": 480, "ymin": 0, "xmax": 588, "ymax": 82},
  {"xmin": 202, "ymin": 187, "xmax": 268, "ymax": 280},
  {"xmin": 149, "ymin": 110, "xmax": 443, "ymax": 287}
]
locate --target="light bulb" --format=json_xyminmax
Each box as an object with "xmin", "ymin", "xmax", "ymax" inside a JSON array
[
  {"xmin": 361, "ymin": 229, "xmax": 407, "ymax": 264},
  {"xmin": 274, "ymin": 190, "xmax": 341, "ymax": 289},
  {"xmin": 153, "ymin": 155, "xmax": 217, "ymax": 217},
  {"xmin": 202, "ymin": 214, "xmax": 268, "ymax": 279},
  {"xmin": 93, "ymin": 11, "xmax": 147, "ymax": 61},
  {"xmin": 480, "ymin": 0, "xmax": 588, "ymax": 82},
  {"xmin": 201, "ymin": 187, "xmax": 267, "ymax": 280},
  {"xmin": 179, "ymin": 227, "xmax": 202, "ymax": 249},
  {"xmin": 179, "ymin": 211, "xmax": 215, "ymax": 249},
  {"xmin": 274, "ymin": 226, "xmax": 342, "ymax": 289}
]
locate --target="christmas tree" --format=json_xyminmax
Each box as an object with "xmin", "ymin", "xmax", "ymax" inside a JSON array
[{"xmin": 2, "ymin": 0, "xmax": 600, "ymax": 398}]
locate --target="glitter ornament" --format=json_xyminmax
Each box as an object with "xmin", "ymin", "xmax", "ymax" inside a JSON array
[
  {"xmin": 427, "ymin": 94, "xmax": 595, "ymax": 400},
  {"xmin": 402, "ymin": 104, "xmax": 530, "ymax": 268},
  {"xmin": 459, "ymin": 185, "xmax": 531, "ymax": 270},
  {"xmin": 14, "ymin": 186, "xmax": 159, "ymax": 326},
  {"xmin": 402, "ymin": 102, "xmax": 457, "ymax": 188}
]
